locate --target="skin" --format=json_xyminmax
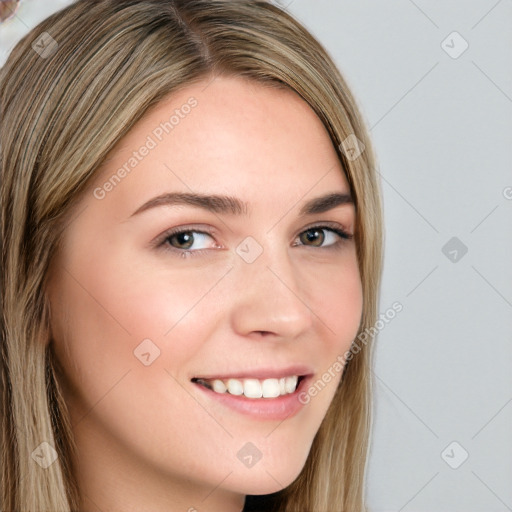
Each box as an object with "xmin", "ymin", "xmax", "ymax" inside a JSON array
[{"xmin": 46, "ymin": 75, "xmax": 363, "ymax": 512}]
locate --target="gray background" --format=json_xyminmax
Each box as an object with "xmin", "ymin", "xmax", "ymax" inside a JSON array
[{"xmin": 1, "ymin": 1, "xmax": 511, "ymax": 511}]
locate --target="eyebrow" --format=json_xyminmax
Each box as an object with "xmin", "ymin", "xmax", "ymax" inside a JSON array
[{"xmin": 129, "ymin": 191, "xmax": 353, "ymax": 218}]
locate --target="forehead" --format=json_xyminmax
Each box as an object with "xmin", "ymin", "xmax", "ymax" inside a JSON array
[{"xmin": 88, "ymin": 75, "xmax": 349, "ymax": 217}]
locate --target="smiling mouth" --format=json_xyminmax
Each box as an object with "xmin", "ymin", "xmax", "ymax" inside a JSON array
[{"xmin": 191, "ymin": 375, "xmax": 306, "ymax": 399}]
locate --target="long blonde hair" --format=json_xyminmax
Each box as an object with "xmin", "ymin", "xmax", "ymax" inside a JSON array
[{"xmin": 0, "ymin": 1, "xmax": 382, "ymax": 510}]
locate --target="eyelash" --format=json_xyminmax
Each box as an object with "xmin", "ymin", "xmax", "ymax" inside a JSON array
[{"xmin": 156, "ymin": 223, "xmax": 353, "ymax": 258}]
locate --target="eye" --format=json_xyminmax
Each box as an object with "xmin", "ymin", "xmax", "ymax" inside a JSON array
[
  {"xmin": 159, "ymin": 228, "xmax": 219, "ymax": 255},
  {"xmin": 155, "ymin": 223, "xmax": 352, "ymax": 257},
  {"xmin": 295, "ymin": 225, "xmax": 352, "ymax": 248}
]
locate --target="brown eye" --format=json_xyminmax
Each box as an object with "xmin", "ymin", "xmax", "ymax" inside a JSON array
[
  {"xmin": 299, "ymin": 228, "xmax": 325, "ymax": 247},
  {"xmin": 161, "ymin": 229, "xmax": 217, "ymax": 253},
  {"xmin": 295, "ymin": 225, "xmax": 351, "ymax": 249},
  {"xmin": 169, "ymin": 231, "xmax": 195, "ymax": 249}
]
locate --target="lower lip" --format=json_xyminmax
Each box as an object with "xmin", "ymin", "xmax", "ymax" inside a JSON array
[{"xmin": 193, "ymin": 376, "xmax": 312, "ymax": 421}]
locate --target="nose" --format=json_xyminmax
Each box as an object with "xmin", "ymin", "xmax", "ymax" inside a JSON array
[{"xmin": 229, "ymin": 245, "xmax": 314, "ymax": 341}]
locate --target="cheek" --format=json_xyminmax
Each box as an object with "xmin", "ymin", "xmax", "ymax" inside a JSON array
[
  {"xmin": 63, "ymin": 242, "xmax": 226, "ymax": 341},
  {"xmin": 307, "ymin": 251, "xmax": 363, "ymax": 353},
  {"xmin": 115, "ymin": 261, "xmax": 233, "ymax": 365},
  {"xmin": 50, "ymin": 228, "xmax": 232, "ymax": 384},
  {"xmin": 48, "ymin": 253, "xmax": 236, "ymax": 475}
]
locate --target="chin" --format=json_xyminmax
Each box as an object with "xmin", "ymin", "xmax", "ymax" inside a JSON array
[{"xmin": 226, "ymin": 452, "xmax": 308, "ymax": 496}]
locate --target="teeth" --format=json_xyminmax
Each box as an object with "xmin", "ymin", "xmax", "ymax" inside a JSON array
[
  {"xmin": 198, "ymin": 376, "xmax": 301, "ymax": 399},
  {"xmin": 227, "ymin": 379, "xmax": 244, "ymax": 396},
  {"xmin": 279, "ymin": 377, "xmax": 286, "ymax": 395},
  {"xmin": 285, "ymin": 375, "xmax": 298, "ymax": 394},
  {"xmin": 212, "ymin": 379, "xmax": 227, "ymax": 393},
  {"xmin": 244, "ymin": 379, "xmax": 263, "ymax": 398},
  {"xmin": 262, "ymin": 378, "xmax": 280, "ymax": 398}
]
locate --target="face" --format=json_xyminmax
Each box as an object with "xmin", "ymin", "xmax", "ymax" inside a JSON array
[{"xmin": 47, "ymin": 75, "xmax": 363, "ymax": 512}]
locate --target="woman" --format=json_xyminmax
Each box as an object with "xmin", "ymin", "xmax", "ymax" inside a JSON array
[{"xmin": 0, "ymin": 1, "xmax": 382, "ymax": 510}]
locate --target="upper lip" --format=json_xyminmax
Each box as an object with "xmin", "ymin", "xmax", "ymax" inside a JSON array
[{"xmin": 192, "ymin": 364, "xmax": 315, "ymax": 381}]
